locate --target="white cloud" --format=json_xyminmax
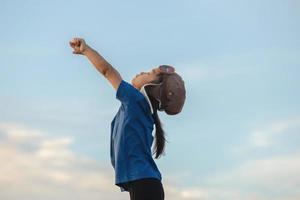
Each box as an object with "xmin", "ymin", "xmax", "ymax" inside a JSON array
[
  {"xmin": 0, "ymin": 122, "xmax": 45, "ymax": 141},
  {"xmin": 217, "ymin": 117, "xmax": 300, "ymax": 199},
  {"xmin": 205, "ymin": 152, "xmax": 300, "ymax": 200},
  {"xmin": 169, "ymin": 117, "xmax": 300, "ymax": 200},
  {"xmin": 249, "ymin": 117, "xmax": 300, "ymax": 147},
  {"xmin": 0, "ymin": 122, "xmax": 128, "ymax": 200},
  {"xmin": 230, "ymin": 117, "xmax": 300, "ymax": 157},
  {"xmin": 181, "ymin": 188, "xmax": 210, "ymax": 199},
  {"xmin": 1, "ymin": 121, "xmax": 300, "ymax": 200},
  {"xmin": 160, "ymin": 152, "xmax": 300, "ymax": 200},
  {"xmin": 0, "ymin": 122, "xmax": 210, "ymax": 200}
]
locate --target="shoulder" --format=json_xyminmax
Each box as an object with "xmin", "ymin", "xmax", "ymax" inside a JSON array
[{"xmin": 116, "ymin": 79, "xmax": 145, "ymax": 104}]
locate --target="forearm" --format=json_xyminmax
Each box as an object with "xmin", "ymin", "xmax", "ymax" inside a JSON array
[
  {"xmin": 84, "ymin": 46, "xmax": 112, "ymax": 76},
  {"xmin": 70, "ymin": 38, "xmax": 123, "ymax": 90}
]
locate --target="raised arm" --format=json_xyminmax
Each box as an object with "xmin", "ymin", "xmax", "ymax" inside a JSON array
[{"xmin": 69, "ymin": 38, "xmax": 122, "ymax": 91}]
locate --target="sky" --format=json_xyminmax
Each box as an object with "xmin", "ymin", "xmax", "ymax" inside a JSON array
[{"xmin": 0, "ymin": 0, "xmax": 300, "ymax": 199}]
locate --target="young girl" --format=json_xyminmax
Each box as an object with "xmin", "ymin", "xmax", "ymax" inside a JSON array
[{"xmin": 69, "ymin": 38, "xmax": 186, "ymax": 200}]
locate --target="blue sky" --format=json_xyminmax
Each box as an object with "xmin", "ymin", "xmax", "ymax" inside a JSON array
[{"xmin": 1, "ymin": 0, "xmax": 300, "ymax": 199}]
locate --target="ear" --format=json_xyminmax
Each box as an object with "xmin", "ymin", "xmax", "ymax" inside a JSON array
[{"xmin": 154, "ymin": 73, "xmax": 163, "ymax": 84}]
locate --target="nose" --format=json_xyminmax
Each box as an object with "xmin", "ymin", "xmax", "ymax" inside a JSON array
[{"xmin": 136, "ymin": 72, "xmax": 145, "ymax": 77}]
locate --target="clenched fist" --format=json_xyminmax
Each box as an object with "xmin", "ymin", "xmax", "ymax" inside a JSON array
[{"xmin": 69, "ymin": 38, "xmax": 90, "ymax": 55}]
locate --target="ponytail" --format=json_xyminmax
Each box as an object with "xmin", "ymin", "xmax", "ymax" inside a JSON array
[
  {"xmin": 152, "ymin": 107, "xmax": 167, "ymax": 159},
  {"xmin": 147, "ymin": 91, "xmax": 167, "ymax": 159}
]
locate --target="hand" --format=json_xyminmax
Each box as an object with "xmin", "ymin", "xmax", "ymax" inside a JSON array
[{"xmin": 69, "ymin": 38, "xmax": 89, "ymax": 55}]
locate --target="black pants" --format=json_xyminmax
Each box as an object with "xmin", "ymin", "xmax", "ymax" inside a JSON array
[{"xmin": 126, "ymin": 178, "xmax": 164, "ymax": 200}]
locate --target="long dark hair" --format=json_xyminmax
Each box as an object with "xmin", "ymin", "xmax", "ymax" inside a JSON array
[{"xmin": 145, "ymin": 79, "xmax": 168, "ymax": 159}]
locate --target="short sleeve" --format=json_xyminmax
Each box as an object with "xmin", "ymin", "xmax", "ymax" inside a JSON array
[{"xmin": 116, "ymin": 80, "xmax": 144, "ymax": 104}]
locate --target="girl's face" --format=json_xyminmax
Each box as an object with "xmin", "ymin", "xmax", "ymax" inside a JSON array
[{"xmin": 131, "ymin": 67, "xmax": 161, "ymax": 90}]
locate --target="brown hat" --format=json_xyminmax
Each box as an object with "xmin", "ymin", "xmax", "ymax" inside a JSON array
[
  {"xmin": 139, "ymin": 65, "xmax": 186, "ymax": 115},
  {"xmin": 157, "ymin": 65, "xmax": 186, "ymax": 115}
]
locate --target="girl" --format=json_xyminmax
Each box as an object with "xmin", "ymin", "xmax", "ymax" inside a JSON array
[{"xmin": 69, "ymin": 38, "xmax": 186, "ymax": 200}]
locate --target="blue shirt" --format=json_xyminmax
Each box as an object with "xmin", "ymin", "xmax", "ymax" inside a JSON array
[{"xmin": 110, "ymin": 79, "xmax": 162, "ymax": 192}]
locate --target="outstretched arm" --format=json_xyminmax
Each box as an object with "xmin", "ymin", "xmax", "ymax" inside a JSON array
[{"xmin": 69, "ymin": 38, "xmax": 122, "ymax": 91}]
